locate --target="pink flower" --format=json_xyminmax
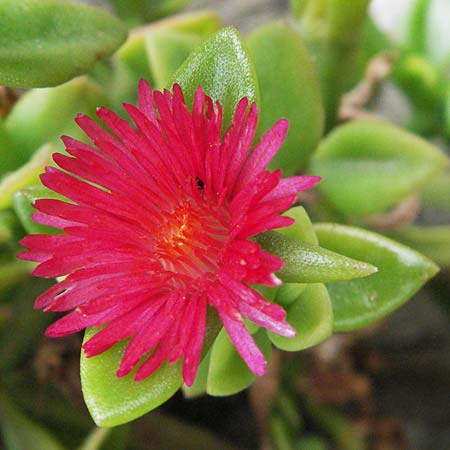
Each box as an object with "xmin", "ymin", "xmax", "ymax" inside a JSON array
[{"xmin": 18, "ymin": 81, "xmax": 320, "ymax": 386}]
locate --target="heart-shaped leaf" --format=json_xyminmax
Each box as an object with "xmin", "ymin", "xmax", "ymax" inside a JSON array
[
  {"xmin": 257, "ymin": 231, "xmax": 377, "ymax": 283},
  {"xmin": 5, "ymin": 77, "xmax": 109, "ymax": 158},
  {"xmin": 0, "ymin": 143, "xmax": 54, "ymax": 210},
  {"xmin": 247, "ymin": 21, "xmax": 323, "ymax": 174},
  {"xmin": 268, "ymin": 283, "xmax": 333, "ymax": 351},
  {"xmin": 314, "ymin": 223, "xmax": 439, "ymax": 331},
  {"xmin": 310, "ymin": 119, "xmax": 449, "ymax": 216},
  {"xmin": 206, "ymin": 328, "xmax": 271, "ymax": 396},
  {"xmin": 0, "ymin": 0, "xmax": 127, "ymax": 88},
  {"xmin": 172, "ymin": 27, "xmax": 259, "ymax": 127}
]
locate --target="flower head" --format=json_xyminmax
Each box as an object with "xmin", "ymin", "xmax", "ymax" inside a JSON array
[{"xmin": 18, "ymin": 81, "xmax": 320, "ymax": 386}]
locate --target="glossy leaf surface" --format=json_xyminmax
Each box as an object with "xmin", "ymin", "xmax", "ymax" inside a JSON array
[
  {"xmin": 172, "ymin": 27, "xmax": 259, "ymax": 127},
  {"xmin": 257, "ymin": 231, "xmax": 376, "ymax": 283},
  {"xmin": 206, "ymin": 328, "xmax": 271, "ymax": 396},
  {"xmin": 314, "ymin": 223, "xmax": 439, "ymax": 331},
  {"xmin": 80, "ymin": 328, "xmax": 183, "ymax": 427},
  {"xmin": 268, "ymin": 283, "xmax": 333, "ymax": 351}
]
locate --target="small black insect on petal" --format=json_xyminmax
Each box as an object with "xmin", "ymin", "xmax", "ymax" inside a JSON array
[{"xmin": 196, "ymin": 177, "xmax": 205, "ymax": 190}]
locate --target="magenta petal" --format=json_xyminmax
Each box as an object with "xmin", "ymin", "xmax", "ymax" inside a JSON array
[{"xmin": 21, "ymin": 80, "xmax": 322, "ymax": 385}]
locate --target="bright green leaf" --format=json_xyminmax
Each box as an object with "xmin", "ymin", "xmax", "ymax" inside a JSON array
[
  {"xmin": 257, "ymin": 231, "xmax": 377, "ymax": 283},
  {"xmin": 0, "ymin": 395, "xmax": 67, "ymax": 450},
  {"xmin": 146, "ymin": 30, "xmax": 201, "ymax": 89},
  {"xmin": 5, "ymin": 77, "xmax": 109, "ymax": 159},
  {"xmin": 0, "ymin": 0, "xmax": 127, "ymax": 88},
  {"xmin": 13, "ymin": 185, "xmax": 64, "ymax": 235},
  {"xmin": 206, "ymin": 328, "xmax": 271, "ymax": 396},
  {"xmin": 80, "ymin": 327, "xmax": 183, "ymax": 427},
  {"xmin": 247, "ymin": 21, "xmax": 323, "ymax": 173},
  {"xmin": 0, "ymin": 143, "xmax": 54, "ymax": 210},
  {"xmin": 314, "ymin": 223, "xmax": 439, "ymax": 331},
  {"xmin": 81, "ymin": 309, "xmax": 221, "ymax": 426},
  {"xmin": 172, "ymin": 27, "xmax": 259, "ymax": 128},
  {"xmin": 268, "ymin": 283, "xmax": 333, "ymax": 351},
  {"xmin": 310, "ymin": 119, "xmax": 449, "ymax": 216}
]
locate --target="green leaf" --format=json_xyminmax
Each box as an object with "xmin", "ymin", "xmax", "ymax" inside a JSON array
[
  {"xmin": 0, "ymin": 143, "xmax": 54, "ymax": 210},
  {"xmin": 172, "ymin": 27, "xmax": 259, "ymax": 128},
  {"xmin": 146, "ymin": 30, "xmax": 201, "ymax": 89},
  {"xmin": 13, "ymin": 185, "xmax": 64, "ymax": 235},
  {"xmin": 257, "ymin": 231, "xmax": 377, "ymax": 283},
  {"xmin": 247, "ymin": 21, "xmax": 323, "ymax": 174},
  {"xmin": 310, "ymin": 119, "xmax": 449, "ymax": 216},
  {"xmin": 0, "ymin": 0, "xmax": 127, "ymax": 88},
  {"xmin": 274, "ymin": 206, "xmax": 317, "ymax": 306},
  {"xmin": 268, "ymin": 283, "xmax": 333, "ymax": 351},
  {"xmin": 314, "ymin": 223, "xmax": 439, "ymax": 331},
  {"xmin": 386, "ymin": 225, "xmax": 450, "ymax": 268},
  {"xmin": 0, "ymin": 122, "xmax": 21, "ymax": 176},
  {"xmin": 0, "ymin": 395, "xmax": 67, "ymax": 450},
  {"xmin": 80, "ymin": 328, "xmax": 183, "ymax": 427},
  {"xmin": 81, "ymin": 309, "xmax": 221, "ymax": 427},
  {"xmin": 206, "ymin": 328, "xmax": 271, "ymax": 396},
  {"xmin": 5, "ymin": 77, "xmax": 109, "ymax": 159}
]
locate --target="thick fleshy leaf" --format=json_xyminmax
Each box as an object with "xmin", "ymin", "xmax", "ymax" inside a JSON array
[
  {"xmin": 310, "ymin": 119, "xmax": 449, "ymax": 216},
  {"xmin": 314, "ymin": 223, "xmax": 439, "ymax": 331},
  {"xmin": 145, "ymin": 30, "xmax": 201, "ymax": 89},
  {"xmin": 0, "ymin": 396, "xmax": 67, "ymax": 450},
  {"xmin": 80, "ymin": 327, "xmax": 182, "ymax": 427},
  {"xmin": 268, "ymin": 283, "xmax": 333, "ymax": 351},
  {"xmin": 257, "ymin": 231, "xmax": 377, "ymax": 283},
  {"xmin": 0, "ymin": 143, "xmax": 54, "ymax": 210},
  {"xmin": 247, "ymin": 21, "xmax": 323, "ymax": 174},
  {"xmin": 386, "ymin": 226, "xmax": 450, "ymax": 268},
  {"xmin": 172, "ymin": 27, "xmax": 259, "ymax": 127},
  {"xmin": 0, "ymin": 121, "xmax": 21, "ymax": 176},
  {"xmin": 273, "ymin": 206, "xmax": 318, "ymax": 306},
  {"xmin": 5, "ymin": 77, "xmax": 109, "ymax": 158},
  {"xmin": 206, "ymin": 328, "xmax": 271, "ymax": 396},
  {"xmin": 13, "ymin": 185, "xmax": 64, "ymax": 235},
  {"xmin": 81, "ymin": 310, "xmax": 221, "ymax": 426},
  {"xmin": 0, "ymin": 0, "xmax": 127, "ymax": 88}
]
